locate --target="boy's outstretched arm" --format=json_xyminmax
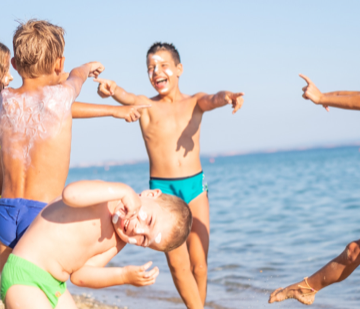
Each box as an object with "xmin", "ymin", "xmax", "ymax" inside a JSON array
[
  {"xmin": 300, "ymin": 74, "xmax": 360, "ymax": 110},
  {"xmin": 71, "ymin": 245, "xmax": 159, "ymax": 288},
  {"xmin": 64, "ymin": 62, "xmax": 105, "ymax": 97},
  {"xmin": 94, "ymin": 78, "xmax": 152, "ymax": 106},
  {"xmin": 71, "ymin": 102, "xmax": 150, "ymax": 122},
  {"xmin": 197, "ymin": 91, "xmax": 244, "ymax": 114},
  {"xmin": 62, "ymin": 180, "xmax": 141, "ymax": 219}
]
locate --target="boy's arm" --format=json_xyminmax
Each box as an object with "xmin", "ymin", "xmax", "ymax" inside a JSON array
[
  {"xmin": 197, "ymin": 91, "xmax": 244, "ymax": 114},
  {"xmin": 300, "ymin": 74, "xmax": 360, "ymax": 110},
  {"xmin": 63, "ymin": 62, "xmax": 104, "ymax": 98},
  {"xmin": 94, "ymin": 78, "xmax": 152, "ymax": 107},
  {"xmin": 71, "ymin": 101, "xmax": 150, "ymax": 122},
  {"xmin": 70, "ymin": 243, "xmax": 159, "ymax": 288},
  {"xmin": 62, "ymin": 180, "xmax": 141, "ymax": 219}
]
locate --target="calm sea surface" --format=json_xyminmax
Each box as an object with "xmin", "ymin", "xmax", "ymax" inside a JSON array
[{"xmin": 67, "ymin": 146, "xmax": 360, "ymax": 309}]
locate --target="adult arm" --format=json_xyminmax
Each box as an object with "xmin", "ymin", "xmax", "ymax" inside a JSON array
[
  {"xmin": 197, "ymin": 91, "xmax": 244, "ymax": 114},
  {"xmin": 300, "ymin": 74, "xmax": 360, "ymax": 110}
]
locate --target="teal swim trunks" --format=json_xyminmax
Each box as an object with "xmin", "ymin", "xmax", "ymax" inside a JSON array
[
  {"xmin": 1, "ymin": 254, "xmax": 66, "ymax": 308},
  {"xmin": 149, "ymin": 171, "xmax": 208, "ymax": 204}
]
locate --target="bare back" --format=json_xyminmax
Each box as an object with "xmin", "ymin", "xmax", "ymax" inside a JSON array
[
  {"xmin": 140, "ymin": 94, "xmax": 204, "ymax": 178},
  {"xmin": 0, "ymin": 85, "xmax": 74, "ymax": 202}
]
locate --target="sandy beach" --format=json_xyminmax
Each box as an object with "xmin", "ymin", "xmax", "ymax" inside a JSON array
[{"xmin": 0, "ymin": 294, "xmax": 125, "ymax": 309}]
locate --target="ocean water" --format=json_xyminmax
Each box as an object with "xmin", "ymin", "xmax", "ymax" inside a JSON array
[{"xmin": 67, "ymin": 146, "xmax": 360, "ymax": 309}]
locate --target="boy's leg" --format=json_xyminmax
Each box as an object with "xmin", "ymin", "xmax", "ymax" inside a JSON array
[
  {"xmin": 0, "ymin": 241, "xmax": 12, "ymax": 272},
  {"xmin": 269, "ymin": 239, "xmax": 360, "ymax": 305},
  {"xmin": 187, "ymin": 192, "xmax": 210, "ymax": 303},
  {"xmin": 166, "ymin": 244, "xmax": 204, "ymax": 308},
  {"xmin": 5, "ymin": 285, "xmax": 52, "ymax": 309},
  {"xmin": 165, "ymin": 192, "xmax": 210, "ymax": 308},
  {"xmin": 55, "ymin": 289, "xmax": 78, "ymax": 309}
]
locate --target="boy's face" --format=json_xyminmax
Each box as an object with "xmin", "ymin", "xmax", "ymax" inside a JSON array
[
  {"xmin": 1, "ymin": 57, "xmax": 13, "ymax": 89},
  {"xmin": 147, "ymin": 50, "xmax": 183, "ymax": 95},
  {"xmin": 114, "ymin": 190, "xmax": 175, "ymax": 251}
]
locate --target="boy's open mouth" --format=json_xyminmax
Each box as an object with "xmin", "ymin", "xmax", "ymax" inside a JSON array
[
  {"xmin": 123, "ymin": 219, "xmax": 130, "ymax": 233},
  {"xmin": 155, "ymin": 78, "xmax": 168, "ymax": 89}
]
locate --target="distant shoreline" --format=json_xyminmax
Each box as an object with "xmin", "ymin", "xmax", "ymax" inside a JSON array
[{"xmin": 70, "ymin": 142, "xmax": 360, "ymax": 169}]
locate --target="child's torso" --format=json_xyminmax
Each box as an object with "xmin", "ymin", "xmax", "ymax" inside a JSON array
[
  {"xmin": 12, "ymin": 199, "xmax": 122, "ymax": 282},
  {"xmin": 140, "ymin": 95, "xmax": 203, "ymax": 178},
  {"xmin": 0, "ymin": 85, "xmax": 74, "ymax": 202}
]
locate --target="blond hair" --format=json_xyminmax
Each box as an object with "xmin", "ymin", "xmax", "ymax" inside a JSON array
[
  {"xmin": 0, "ymin": 43, "xmax": 10, "ymax": 89},
  {"xmin": 157, "ymin": 194, "xmax": 193, "ymax": 252},
  {"xmin": 13, "ymin": 19, "xmax": 65, "ymax": 78}
]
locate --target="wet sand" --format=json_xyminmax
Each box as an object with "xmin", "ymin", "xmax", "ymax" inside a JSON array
[{"xmin": 0, "ymin": 294, "xmax": 125, "ymax": 309}]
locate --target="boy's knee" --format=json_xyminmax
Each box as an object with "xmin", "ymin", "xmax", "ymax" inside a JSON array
[
  {"xmin": 192, "ymin": 263, "xmax": 208, "ymax": 279},
  {"xmin": 346, "ymin": 241, "xmax": 360, "ymax": 263}
]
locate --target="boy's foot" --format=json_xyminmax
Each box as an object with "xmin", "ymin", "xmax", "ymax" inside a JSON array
[{"xmin": 268, "ymin": 278, "xmax": 317, "ymax": 305}]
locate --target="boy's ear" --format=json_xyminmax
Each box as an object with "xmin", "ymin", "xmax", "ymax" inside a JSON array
[
  {"xmin": 54, "ymin": 57, "xmax": 65, "ymax": 75},
  {"xmin": 140, "ymin": 189, "xmax": 162, "ymax": 199},
  {"xmin": 11, "ymin": 58, "xmax": 17, "ymax": 71},
  {"xmin": 176, "ymin": 63, "xmax": 183, "ymax": 78}
]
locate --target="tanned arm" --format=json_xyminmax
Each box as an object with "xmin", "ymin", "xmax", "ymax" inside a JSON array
[
  {"xmin": 64, "ymin": 62, "xmax": 104, "ymax": 97},
  {"xmin": 71, "ymin": 102, "xmax": 149, "ymax": 122},
  {"xmin": 62, "ymin": 180, "xmax": 141, "ymax": 219},
  {"xmin": 197, "ymin": 91, "xmax": 244, "ymax": 114},
  {"xmin": 94, "ymin": 78, "xmax": 152, "ymax": 107},
  {"xmin": 71, "ymin": 244, "xmax": 159, "ymax": 288},
  {"xmin": 300, "ymin": 74, "xmax": 360, "ymax": 110}
]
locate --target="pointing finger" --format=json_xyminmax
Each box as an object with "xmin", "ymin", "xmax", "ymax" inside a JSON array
[
  {"xmin": 299, "ymin": 74, "xmax": 312, "ymax": 85},
  {"xmin": 93, "ymin": 77, "xmax": 106, "ymax": 84}
]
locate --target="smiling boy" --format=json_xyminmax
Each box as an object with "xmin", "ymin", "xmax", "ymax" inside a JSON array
[
  {"xmin": 95, "ymin": 42, "xmax": 244, "ymax": 308},
  {"xmin": 0, "ymin": 180, "xmax": 192, "ymax": 309}
]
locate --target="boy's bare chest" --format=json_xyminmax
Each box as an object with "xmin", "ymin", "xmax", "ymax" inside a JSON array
[{"xmin": 145, "ymin": 100, "xmax": 202, "ymax": 133}]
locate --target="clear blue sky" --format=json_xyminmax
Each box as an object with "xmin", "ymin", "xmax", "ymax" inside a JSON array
[{"xmin": 1, "ymin": 0, "xmax": 360, "ymax": 165}]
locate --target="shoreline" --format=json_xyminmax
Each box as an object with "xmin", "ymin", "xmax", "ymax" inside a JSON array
[{"xmin": 0, "ymin": 294, "xmax": 125, "ymax": 309}]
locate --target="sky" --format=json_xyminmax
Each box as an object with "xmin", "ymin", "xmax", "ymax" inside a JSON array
[{"xmin": 1, "ymin": 0, "xmax": 360, "ymax": 165}]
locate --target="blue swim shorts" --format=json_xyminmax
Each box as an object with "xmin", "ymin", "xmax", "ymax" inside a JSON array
[
  {"xmin": 149, "ymin": 171, "xmax": 208, "ymax": 204},
  {"xmin": 0, "ymin": 198, "xmax": 47, "ymax": 249}
]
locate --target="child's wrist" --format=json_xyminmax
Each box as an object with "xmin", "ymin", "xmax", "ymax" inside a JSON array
[
  {"xmin": 117, "ymin": 267, "xmax": 128, "ymax": 285},
  {"xmin": 317, "ymin": 93, "xmax": 325, "ymax": 104}
]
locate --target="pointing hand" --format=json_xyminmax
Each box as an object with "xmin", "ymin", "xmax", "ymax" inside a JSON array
[
  {"xmin": 299, "ymin": 74, "xmax": 328, "ymax": 112},
  {"xmin": 225, "ymin": 92, "xmax": 244, "ymax": 114},
  {"xmin": 94, "ymin": 78, "xmax": 117, "ymax": 98}
]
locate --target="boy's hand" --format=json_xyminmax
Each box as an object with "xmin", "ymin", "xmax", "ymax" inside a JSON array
[
  {"xmin": 113, "ymin": 105, "xmax": 151, "ymax": 122},
  {"xmin": 88, "ymin": 62, "xmax": 105, "ymax": 78},
  {"xmin": 120, "ymin": 187, "xmax": 142, "ymax": 219},
  {"xmin": 299, "ymin": 74, "xmax": 329, "ymax": 111},
  {"xmin": 94, "ymin": 78, "xmax": 117, "ymax": 97},
  {"xmin": 225, "ymin": 92, "xmax": 244, "ymax": 114},
  {"xmin": 123, "ymin": 262, "xmax": 159, "ymax": 287}
]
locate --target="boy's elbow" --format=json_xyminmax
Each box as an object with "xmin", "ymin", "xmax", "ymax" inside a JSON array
[
  {"xmin": 62, "ymin": 185, "xmax": 77, "ymax": 206},
  {"xmin": 70, "ymin": 273, "xmax": 86, "ymax": 287}
]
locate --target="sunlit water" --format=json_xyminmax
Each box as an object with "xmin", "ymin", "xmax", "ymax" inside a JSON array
[{"xmin": 67, "ymin": 146, "xmax": 360, "ymax": 309}]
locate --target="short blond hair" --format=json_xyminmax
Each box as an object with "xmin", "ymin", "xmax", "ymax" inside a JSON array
[
  {"xmin": 0, "ymin": 43, "xmax": 10, "ymax": 89},
  {"xmin": 13, "ymin": 19, "xmax": 65, "ymax": 78},
  {"xmin": 157, "ymin": 194, "xmax": 193, "ymax": 252}
]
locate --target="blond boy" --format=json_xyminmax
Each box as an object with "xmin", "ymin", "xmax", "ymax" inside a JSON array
[
  {"xmin": 0, "ymin": 20, "xmax": 143, "ymax": 271},
  {"xmin": 0, "ymin": 180, "xmax": 192, "ymax": 308},
  {"xmin": 95, "ymin": 42, "xmax": 244, "ymax": 309}
]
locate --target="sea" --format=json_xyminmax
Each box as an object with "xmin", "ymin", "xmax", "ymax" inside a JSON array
[{"xmin": 66, "ymin": 146, "xmax": 360, "ymax": 309}]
